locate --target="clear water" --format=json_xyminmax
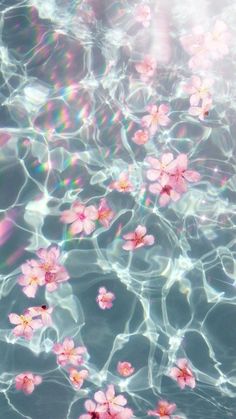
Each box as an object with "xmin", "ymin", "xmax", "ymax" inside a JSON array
[{"xmin": 0, "ymin": 0, "xmax": 236, "ymax": 418}]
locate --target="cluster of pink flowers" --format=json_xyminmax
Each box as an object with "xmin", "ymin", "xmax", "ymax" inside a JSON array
[
  {"xmin": 146, "ymin": 153, "xmax": 200, "ymax": 206},
  {"xmin": 61, "ymin": 198, "xmax": 114, "ymax": 236},
  {"xmin": 183, "ymin": 76, "xmax": 214, "ymax": 121},
  {"xmin": 9, "ymin": 305, "xmax": 53, "ymax": 340},
  {"xmin": 181, "ymin": 20, "xmax": 230, "ymax": 70},
  {"xmin": 18, "ymin": 246, "xmax": 69, "ymax": 297},
  {"xmin": 53, "ymin": 337, "xmax": 88, "ymax": 390},
  {"xmin": 79, "ymin": 384, "xmax": 133, "ymax": 419}
]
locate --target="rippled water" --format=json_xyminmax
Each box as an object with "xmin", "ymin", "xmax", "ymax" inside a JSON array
[{"xmin": 1, "ymin": 0, "xmax": 236, "ymax": 418}]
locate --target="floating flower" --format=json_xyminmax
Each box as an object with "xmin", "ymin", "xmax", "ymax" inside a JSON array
[
  {"xmin": 25, "ymin": 305, "xmax": 53, "ymax": 326},
  {"xmin": 122, "ymin": 225, "xmax": 155, "ymax": 250},
  {"xmin": 149, "ymin": 179, "xmax": 181, "ymax": 207},
  {"xmin": 110, "ymin": 172, "xmax": 134, "ymax": 193},
  {"xmin": 132, "ymin": 129, "xmax": 149, "ymax": 145},
  {"xmin": 61, "ymin": 202, "xmax": 98, "ymax": 236},
  {"xmin": 96, "ymin": 287, "xmax": 115, "ymax": 310},
  {"xmin": 69, "ymin": 368, "xmax": 88, "ymax": 390},
  {"xmin": 169, "ymin": 358, "xmax": 196, "ymax": 389},
  {"xmin": 148, "ymin": 400, "xmax": 177, "ymax": 418},
  {"xmin": 79, "ymin": 400, "xmax": 100, "ymax": 419},
  {"xmin": 8, "ymin": 312, "xmax": 42, "ymax": 340},
  {"xmin": 36, "ymin": 246, "xmax": 70, "ymax": 292},
  {"xmin": 97, "ymin": 198, "xmax": 115, "ymax": 228},
  {"xmin": 146, "ymin": 153, "xmax": 174, "ymax": 183},
  {"xmin": 94, "ymin": 384, "xmax": 127, "ymax": 414},
  {"xmin": 141, "ymin": 104, "xmax": 170, "ymax": 135},
  {"xmin": 135, "ymin": 56, "xmax": 156, "ymax": 81},
  {"xmin": 18, "ymin": 262, "xmax": 45, "ymax": 298},
  {"xmin": 135, "ymin": 4, "xmax": 151, "ymax": 27},
  {"xmin": 168, "ymin": 154, "xmax": 201, "ymax": 193},
  {"xmin": 205, "ymin": 20, "xmax": 230, "ymax": 59},
  {"xmin": 183, "ymin": 76, "xmax": 214, "ymax": 106},
  {"xmin": 117, "ymin": 362, "xmax": 135, "ymax": 377},
  {"xmin": 53, "ymin": 337, "xmax": 87, "ymax": 367},
  {"xmin": 15, "ymin": 372, "xmax": 42, "ymax": 395},
  {"xmin": 188, "ymin": 97, "xmax": 212, "ymax": 121}
]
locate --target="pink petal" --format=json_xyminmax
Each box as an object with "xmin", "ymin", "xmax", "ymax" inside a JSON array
[
  {"xmin": 94, "ymin": 390, "xmax": 107, "ymax": 404},
  {"xmin": 9, "ymin": 313, "xmax": 21, "ymax": 324},
  {"xmin": 176, "ymin": 154, "xmax": 188, "ymax": 170},
  {"xmin": 162, "ymin": 153, "xmax": 174, "ymax": 165},
  {"xmin": 84, "ymin": 399, "xmax": 96, "ymax": 412},
  {"xmin": 63, "ymin": 338, "xmax": 74, "ymax": 351},
  {"xmin": 147, "ymin": 169, "xmax": 160, "ymax": 181},
  {"xmin": 122, "ymin": 241, "xmax": 136, "ymax": 251},
  {"xmin": 149, "ymin": 182, "xmax": 162, "ymax": 194},
  {"xmin": 176, "ymin": 358, "xmax": 188, "ymax": 369},
  {"xmin": 135, "ymin": 225, "xmax": 147, "ymax": 237},
  {"xmin": 69, "ymin": 220, "xmax": 83, "ymax": 235},
  {"xmin": 143, "ymin": 234, "xmax": 155, "ymax": 246},
  {"xmin": 46, "ymin": 282, "xmax": 58, "ymax": 292},
  {"xmin": 122, "ymin": 232, "xmax": 135, "ymax": 241},
  {"xmin": 23, "ymin": 285, "xmax": 38, "ymax": 298},
  {"xmin": 60, "ymin": 209, "xmax": 78, "ymax": 224},
  {"xmin": 83, "ymin": 220, "xmax": 96, "ymax": 235},
  {"xmin": 84, "ymin": 205, "xmax": 98, "ymax": 220},
  {"xmin": 159, "ymin": 193, "xmax": 171, "ymax": 207},
  {"xmin": 158, "ymin": 104, "xmax": 169, "ymax": 114},
  {"xmin": 184, "ymin": 170, "xmax": 200, "ymax": 182}
]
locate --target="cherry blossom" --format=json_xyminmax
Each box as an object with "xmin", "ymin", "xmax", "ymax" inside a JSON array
[
  {"xmin": 79, "ymin": 399, "xmax": 100, "ymax": 419},
  {"xmin": 135, "ymin": 56, "xmax": 156, "ymax": 81},
  {"xmin": 149, "ymin": 179, "xmax": 181, "ymax": 207},
  {"xmin": 117, "ymin": 362, "xmax": 135, "ymax": 377},
  {"xmin": 36, "ymin": 246, "xmax": 70, "ymax": 292},
  {"xmin": 146, "ymin": 153, "xmax": 174, "ymax": 184},
  {"xmin": 183, "ymin": 76, "xmax": 214, "ymax": 106},
  {"xmin": 94, "ymin": 384, "xmax": 127, "ymax": 414},
  {"xmin": 122, "ymin": 225, "xmax": 154, "ymax": 250},
  {"xmin": 205, "ymin": 20, "xmax": 230, "ymax": 59},
  {"xmin": 15, "ymin": 372, "xmax": 42, "ymax": 395},
  {"xmin": 167, "ymin": 154, "xmax": 201, "ymax": 193},
  {"xmin": 97, "ymin": 198, "xmax": 115, "ymax": 228},
  {"xmin": 180, "ymin": 26, "xmax": 211, "ymax": 70},
  {"xmin": 69, "ymin": 368, "xmax": 88, "ymax": 390},
  {"xmin": 135, "ymin": 4, "xmax": 151, "ymax": 27},
  {"xmin": 141, "ymin": 105, "xmax": 170, "ymax": 136},
  {"xmin": 53, "ymin": 337, "xmax": 87, "ymax": 367},
  {"xmin": 96, "ymin": 287, "xmax": 115, "ymax": 310},
  {"xmin": 61, "ymin": 202, "xmax": 98, "ymax": 236},
  {"xmin": 148, "ymin": 400, "xmax": 177, "ymax": 418},
  {"xmin": 189, "ymin": 97, "xmax": 212, "ymax": 121},
  {"xmin": 18, "ymin": 262, "xmax": 45, "ymax": 298},
  {"xmin": 132, "ymin": 129, "xmax": 149, "ymax": 145},
  {"xmin": 110, "ymin": 172, "xmax": 134, "ymax": 193},
  {"xmin": 9, "ymin": 312, "xmax": 43, "ymax": 340},
  {"xmin": 25, "ymin": 305, "xmax": 53, "ymax": 326},
  {"xmin": 169, "ymin": 358, "xmax": 196, "ymax": 389}
]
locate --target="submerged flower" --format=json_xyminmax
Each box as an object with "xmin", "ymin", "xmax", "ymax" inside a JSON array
[
  {"xmin": 18, "ymin": 262, "xmax": 45, "ymax": 298},
  {"xmin": 8, "ymin": 312, "xmax": 42, "ymax": 340},
  {"xmin": 79, "ymin": 399, "xmax": 100, "ymax": 419},
  {"xmin": 205, "ymin": 20, "xmax": 230, "ymax": 59},
  {"xmin": 94, "ymin": 384, "xmax": 127, "ymax": 414},
  {"xmin": 117, "ymin": 362, "xmax": 135, "ymax": 377},
  {"xmin": 169, "ymin": 358, "xmax": 196, "ymax": 389},
  {"xmin": 25, "ymin": 305, "xmax": 53, "ymax": 326},
  {"xmin": 97, "ymin": 198, "xmax": 115, "ymax": 228},
  {"xmin": 149, "ymin": 179, "xmax": 180, "ymax": 207},
  {"xmin": 146, "ymin": 153, "xmax": 174, "ymax": 184},
  {"xmin": 148, "ymin": 400, "xmax": 177, "ymax": 418},
  {"xmin": 168, "ymin": 154, "xmax": 201, "ymax": 193},
  {"xmin": 188, "ymin": 97, "xmax": 212, "ymax": 121},
  {"xmin": 69, "ymin": 368, "xmax": 88, "ymax": 390},
  {"xmin": 122, "ymin": 225, "xmax": 155, "ymax": 250},
  {"xmin": 61, "ymin": 202, "xmax": 98, "ymax": 236},
  {"xmin": 37, "ymin": 246, "xmax": 70, "ymax": 292},
  {"xmin": 15, "ymin": 372, "xmax": 42, "ymax": 395},
  {"xmin": 135, "ymin": 4, "xmax": 151, "ymax": 27},
  {"xmin": 96, "ymin": 287, "xmax": 115, "ymax": 310},
  {"xmin": 183, "ymin": 76, "xmax": 214, "ymax": 106},
  {"xmin": 142, "ymin": 104, "xmax": 170, "ymax": 135},
  {"xmin": 110, "ymin": 172, "xmax": 134, "ymax": 193},
  {"xmin": 132, "ymin": 129, "xmax": 149, "ymax": 145},
  {"xmin": 53, "ymin": 337, "xmax": 87, "ymax": 367},
  {"xmin": 135, "ymin": 56, "xmax": 156, "ymax": 81}
]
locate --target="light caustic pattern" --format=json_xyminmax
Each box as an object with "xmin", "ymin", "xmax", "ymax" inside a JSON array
[{"xmin": 0, "ymin": 0, "xmax": 236, "ymax": 418}]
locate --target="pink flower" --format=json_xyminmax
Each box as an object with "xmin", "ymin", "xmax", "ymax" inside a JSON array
[
  {"xmin": 18, "ymin": 262, "xmax": 45, "ymax": 298},
  {"xmin": 168, "ymin": 154, "xmax": 201, "ymax": 193},
  {"xmin": 180, "ymin": 26, "xmax": 211, "ymax": 69},
  {"xmin": 189, "ymin": 96, "xmax": 212, "ymax": 121},
  {"xmin": 79, "ymin": 400, "xmax": 100, "ymax": 419},
  {"xmin": 94, "ymin": 384, "xmax": 127, "ymax": 414},
  {"xmin": 97, "ymin": 198, "xmax": 115, "ymax": 228},
  {"xmin": 117, "ymin": 362, "xmax": 135, "ymax": 377},
  {"xmin": 61, "ymin": 202, "xmax": 98, "ymax": 236},
  {"xmin": 149, "ymin": 179, "xmax": 181, "ymax": 207},
  {"xmin": 122, "ymin": 225, "xmax": 154, "ymax": 250},
  {"xmin": 96, "ymin": 287, "xmax": 115, "ymax": 310},
  {"xmin": 135, "ymin": 4, "xmax": 151, "ymax": 27},
  {"xmin": 15, "ymin": 372, "xmax": 42, "ymax": 395},
  {"xmin": 148, "ymin": 400, "xmax": 177, "ymax": 418},
  {"xmin": 135, "ymin": 56, "xmax": 156, "ymax": 81},
  {"xmin": 146, "ymin": 153, "xmax": 174, "ymax": 183},
  {"xmin": 205, "ymin": 20, "xmax": 230, "ymax": 59},
  {"xmin": 25, "ymin": 305, "xmax": 53, "ymax": 326},
  {"xmin": 142, "ymin": 104, "xmax": 170, "ymax": 136},
  {"xmin": 53, "ymin": 337, "xmax": 87, "ymax": 367},
  {"xmin": 8, "ymin": 312, "xmax": 43, "ymax": 340},
  {"xmin": 69, "ymin": 368, "xmax": 88, "ymax": 390},
  {"xmin": 169, "ymin": 358, "xmax": 196, "ymax": 389},
  {"xmin": 132, "ymin": 129, "xmax": 149, "ymax": 145},
  {"xmin": 102, "ymin": 409, "xmax": 133, "ymax": 419},
  {"xmin": 110, "ymin": 172, "xmax": 134, "ymax": 193},
  {"xmin": 36, "ymin": 246, "xmax": 70, "ymax": 292},
  {"xmin": 183, "ymin": 76, "xmax": 214, "ymax": 106}
]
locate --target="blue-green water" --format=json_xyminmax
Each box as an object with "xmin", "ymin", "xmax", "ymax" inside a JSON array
[{"xmin": 0, "ymin": 0, "xmax": 236, "ymax": 418}]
